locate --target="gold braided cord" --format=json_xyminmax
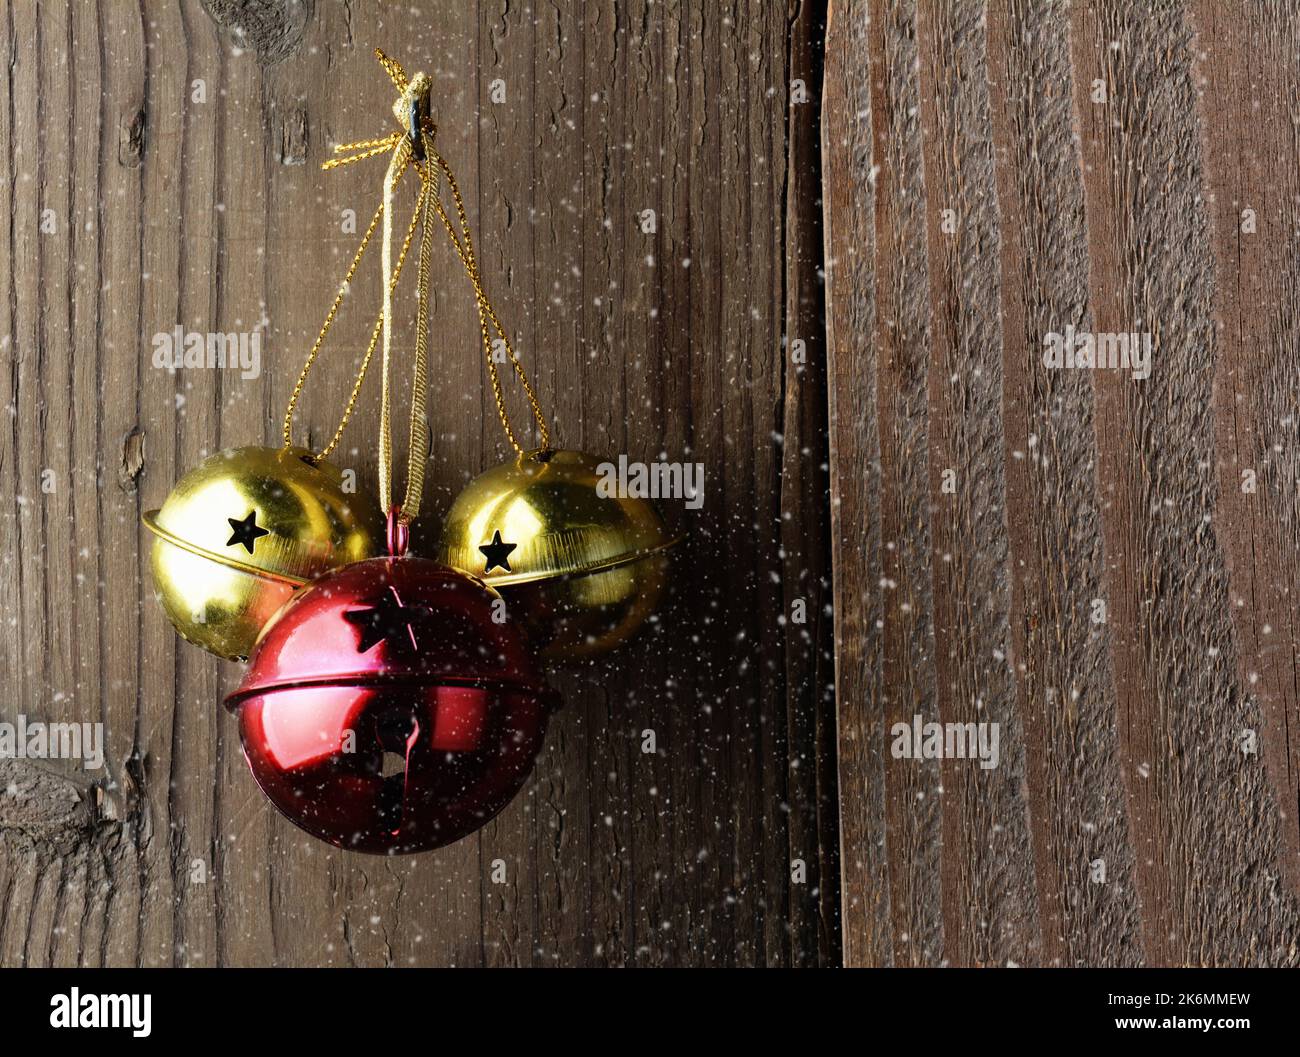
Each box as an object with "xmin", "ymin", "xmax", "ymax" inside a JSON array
[
  {"xmin": 376, "ymin": 49, "xmax": 551, "ymax": 453},
  {"xmin": 378, "ymin": 138, "xmax": 406, "ymax": 514},
  {"xmin": 377, "ymin": 134, "xmax": 437, "ymax": 521},
  {"xmin": 281, "ymin": 190, "xmax": 423, "ymax": 459},
  {"xmin": 405, "ymin": 143, "xmax": 436, "ymax": 517},
  {"xmin": 280, "ymin": 51, "xmax": 426, "ymax": 476},
  {"xmin": 322, "ymin": 134, "xmax": 404, "ymax": 170},
  {"xmin": 425, "ymin": 150, "xmax": 550, "ymax": 452},
  {"xmin": 328, "ymin": 133, "xmax": 404, "ymax": 158},
  {"xmin": 375, "ymin": 49, "xmax": 409, "ymax": 93}
]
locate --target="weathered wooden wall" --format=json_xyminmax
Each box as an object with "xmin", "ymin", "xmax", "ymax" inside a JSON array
[
  {"xmin": 0, "ymin": 0, "xmax": 837, "ymax": 967},
  {"xmin": 826, "ymin": 0, "xmax": 1300, "ymax": 967}
]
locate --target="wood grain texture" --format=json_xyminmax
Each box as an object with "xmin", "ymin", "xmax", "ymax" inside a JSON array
[
  {"xmin": 826, "ymin": 0, "xmax": 1300, "ymax": 967},
  {"xmin": 0, "ymin": 0, "xmax": 837, "ymax": 967}
]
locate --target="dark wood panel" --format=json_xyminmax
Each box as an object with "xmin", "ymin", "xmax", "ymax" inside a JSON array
[
  {"xmin": 826, "ymin": 0, "xmax": 1300, "ymax": 967},
  {"xmin": 0, "ymin": 0, "xmax": 836, "ymax": 967}
]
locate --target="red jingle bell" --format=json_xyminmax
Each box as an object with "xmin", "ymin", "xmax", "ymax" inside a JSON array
[{"xmin": 225, "ymin": 522, "xmax": 555, "ymax": 854}]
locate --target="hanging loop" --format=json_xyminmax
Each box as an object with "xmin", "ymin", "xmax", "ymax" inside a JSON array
[
  {"xmin": 281, "ymin": 50, "xmax": 553, "ymax": 518},
  {"xmin": 379, "ymin": 54, "xmax": 552, "ymax": 455},
  {"xmin": 280, "ymin": 51, "xmax": 436, "ymax": 467},
  {"xmin": 386, "ymin": 505, "xmax": 410, "ymax": 557}
]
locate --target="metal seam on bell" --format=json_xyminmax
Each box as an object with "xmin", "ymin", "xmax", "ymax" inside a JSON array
[
  {"xmin": 224, "ymin": 670, "xmax": 548, "ymax": 710},
  {"xmin": 450, "ymin": 534, "xmax": 684, "ymax": 587},
  {"xmin": 143, "ymin": 510, "xmax": 310, "ymax": 587}
]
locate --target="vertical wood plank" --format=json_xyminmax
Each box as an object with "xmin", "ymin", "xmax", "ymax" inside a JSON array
[
  {"xmin": 826, "ymin": 0, "xmax": 1300, "ymax": 966},
  {"xmin": 476, "ymin": 0, "xmax": 540, "ymax": 969},
  {"xmin": 94, "ymin": 0, "xmax": 153, "ymax": 967},
  {"xmin": 915, "ymin": 0, "xmax": 1040, "ymax": 966},
  {"xmin": 1192, "ymin": 0, "xmax": 1300, "ymax": 897},
  {"xmin": 782, "ymin": 0, "xmax": 839, "ymax": 965},
  {"xmin": 985, "ymin": 0, "xmax": 1142, "ymax": 967},
  {"xmin": 1070, "ymin": 0, "xmax": 1300, "ymax": 967},
  {"xmin": 822, "ymin": 0, "xmax": 894, "ymax": 970}
]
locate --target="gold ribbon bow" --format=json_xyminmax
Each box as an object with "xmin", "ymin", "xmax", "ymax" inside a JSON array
[{"xmin": 282, "ymin": 49, "xmax": 551, "ymax": 525}]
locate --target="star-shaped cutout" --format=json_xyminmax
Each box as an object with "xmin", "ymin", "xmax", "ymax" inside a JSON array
[
  {"xmin": 226, "ymin": 510, "xmax": 269, "ymax": 554},
  {"xmin": 344, "ymin": 590, "xmax": 432, "ymax": 654},
  {"xmin": 478, "ymin": 529, "xmax": 517, "ymax": 573}
]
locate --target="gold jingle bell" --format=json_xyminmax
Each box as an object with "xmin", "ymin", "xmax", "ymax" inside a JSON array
[
  {"xmin": 438, "ymin": 449, "xmax": 680, "ymax": 662},
  {"xmin": 143, "ymin": 445, "xmax": 384, "ymax": 661}
]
